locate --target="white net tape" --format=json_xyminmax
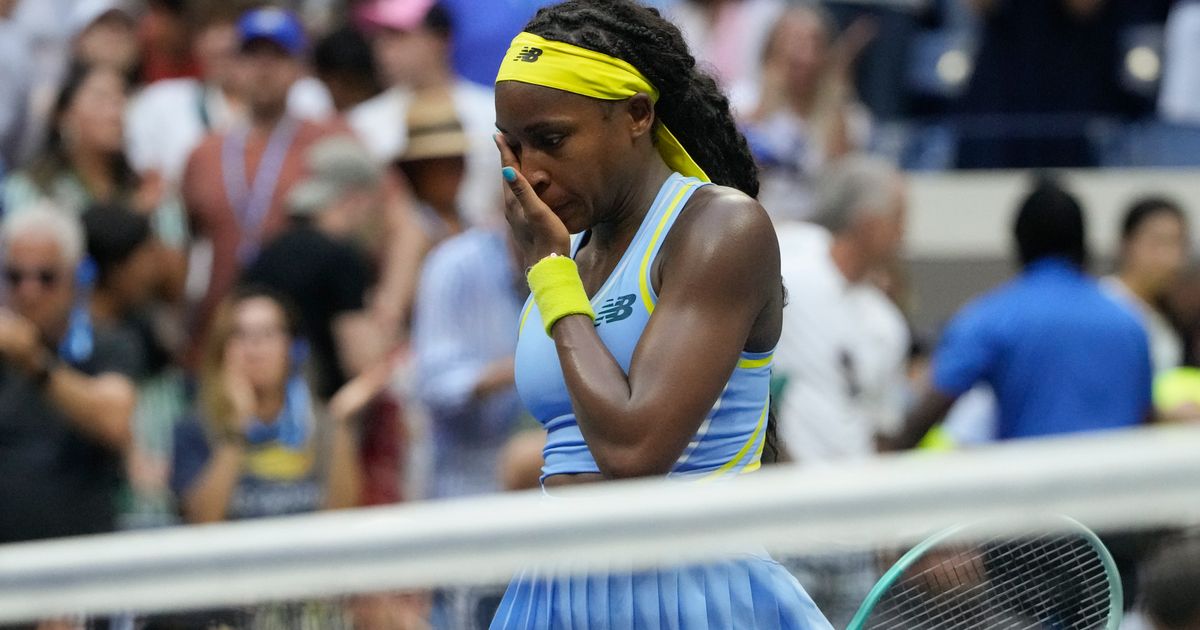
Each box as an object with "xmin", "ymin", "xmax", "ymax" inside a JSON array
[{"xmin": 1, "ymin": 426, "xmax": 1198, "ymax": 624}]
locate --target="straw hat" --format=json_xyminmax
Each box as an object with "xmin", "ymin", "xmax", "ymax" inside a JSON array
[{"xmin": 399, "ymin": 93, "xmax": 468, "ymax": 163}]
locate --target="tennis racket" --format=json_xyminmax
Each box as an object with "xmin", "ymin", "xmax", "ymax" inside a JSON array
[{"xmin": 847, "ymin": 516, "xmax": 1123, "ymax": 630}]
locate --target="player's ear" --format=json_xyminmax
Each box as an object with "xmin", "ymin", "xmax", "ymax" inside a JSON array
[{"xmin": 625, "ymin": 94, "xmax": 655, "ymax": 140}]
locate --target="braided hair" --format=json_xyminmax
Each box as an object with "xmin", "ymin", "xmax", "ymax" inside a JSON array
[{"xmin": 524, "ymin": 0, "xmax": 759, "ymax": 198}]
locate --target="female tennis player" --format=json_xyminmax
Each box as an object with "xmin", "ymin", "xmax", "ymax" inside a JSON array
[{"xmin": 491, "ymin": 1, "xmax": 831, "ymax": 627}]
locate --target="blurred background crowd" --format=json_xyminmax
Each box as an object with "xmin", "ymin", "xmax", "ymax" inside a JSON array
[{"xmin": 1, "ymin": 0, "xmax": 1199, "ymax": 628}]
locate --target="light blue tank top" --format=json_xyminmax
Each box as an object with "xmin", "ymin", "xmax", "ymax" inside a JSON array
[{"xmin": 514, "ymin": 172, "xmax": 774, "ymax": 483}]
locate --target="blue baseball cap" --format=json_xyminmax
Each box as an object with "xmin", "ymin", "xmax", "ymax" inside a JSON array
[{"xmin": 237, "ymin": 7, "xmax": 307, "ymax": 57}]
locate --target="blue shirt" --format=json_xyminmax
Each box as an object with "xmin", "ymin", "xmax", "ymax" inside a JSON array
[
  {"xmin": 171, "ymin": 418, "xmax": 323, "ymax": 521},
  {"xmin": 932, "ymin": 258, "xmax": 1153, "ymax": 439},
  {"xmin": 412, "ymin": 228, "xmax": 524, "ymax": 498}
]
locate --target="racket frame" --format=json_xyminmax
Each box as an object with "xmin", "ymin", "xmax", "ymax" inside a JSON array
[{"xmin": 845, "ymin": 516, "xmax": 1124, "ymax": 630}]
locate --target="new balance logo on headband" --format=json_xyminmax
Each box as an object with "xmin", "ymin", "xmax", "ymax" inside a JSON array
[{"xmin": 514, "ymin": 46, "xmax": 544, "ymax": 63}]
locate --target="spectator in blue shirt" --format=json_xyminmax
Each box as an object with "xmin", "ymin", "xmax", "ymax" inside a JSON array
[
  {"xmin": 888, "ymin": 178, "xmax": 1153, "ymax": 449},
  {"xmin": 412, "ymin": 227, "xmax": 526, "ymax": 499}
]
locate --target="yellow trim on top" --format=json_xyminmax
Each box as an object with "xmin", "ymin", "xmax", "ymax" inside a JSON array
[
  {"xmin": 517, "ymin": 299, "xmax": 535, "ymax": 338},
  {"xmin": 741, "ymin": 425, "xmax": 768, "ymax": 475},
  {"xmin": 637, "ymin": 182, "xmax": 696, "ymax": 314},
  {"xmin": 736, "ymin": 354, "xmax": 773, "ymax": 369},
  {"xmin": 699, "ymin": 398, "xmax": 769, "ymax": 482}
]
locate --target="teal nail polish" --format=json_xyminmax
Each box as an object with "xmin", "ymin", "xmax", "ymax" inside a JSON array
[{"xmin": 502, "ymin": 167, "xmax": 517, "ymax": 183}]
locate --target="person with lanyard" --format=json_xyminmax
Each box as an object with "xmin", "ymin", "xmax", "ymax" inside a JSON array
[
  {"xmin": 181, "ymin": 7, "xmax": 352, "ymax": 367},
  {"xmin": 490, "ymin": 1, "xmax": 831, "ymax": 627},
  {"xmin": 126, "ymin": 2, "xmax": 334, "ymax": 187}
]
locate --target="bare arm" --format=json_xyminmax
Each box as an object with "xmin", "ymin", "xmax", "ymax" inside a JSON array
[
  {"xmin": 181, "ymin": 442, "xmax": 246, "ymax": 523},
  {"xmin": 552, "ymin": 201, "xmax": 777, "ymax": 477},
  {"xmin": 44, "ymin": 368, "xmax": 135, "ymax": 452},
  {"xmin": 370, "ymin": 174, "xmax": 431, "ymax": 338},
  {"xmin": 472, "ymin": 358, "xmax": 516, "ymax": 400},
  {"xmin": 181, "ymin": 363, "xmax": 256, "ymax": 523},
  {"xmin": 0, "ymin": 311, "xmax": 133, "ymax": 451},
  {"xmin": 881, "ymin": 389, "xmax": 958, "ymax": 452},
  {"xmin": 154, "ymin": 241, "xmax": 189, "ymax": 305},
  {"xmin": 332, "ymin": 311, "xmax": 389, "ymax": 378},
  {"xmin": 322, "ymin": 420, "xmax": 362, "ymax": 510},
  {"xmin": 323, "ymin": 358, "xmax": 395, "ymax": 509}
]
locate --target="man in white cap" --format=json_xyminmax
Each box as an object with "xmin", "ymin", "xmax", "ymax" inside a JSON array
[
  {"xmin": 69, "ymin": 0, "xmax": 139, "ymax": 76},
  {"xmin": 1, "ymin": 0, "xmax": 137, "ymax": 168}
]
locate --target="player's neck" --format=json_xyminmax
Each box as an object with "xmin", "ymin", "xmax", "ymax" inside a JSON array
[{"xmin": 592, "ymin": 159, "xmax": 672, "ymax": 252}]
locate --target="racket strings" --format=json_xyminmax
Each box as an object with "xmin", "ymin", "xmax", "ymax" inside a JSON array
[
  {"xmin": 871, "ymin": 533, "xmax": 1052, "ymax": 627},
  {"xmin": 861, "ymin": 531, "xmax": 1113, "ymax": 629}
]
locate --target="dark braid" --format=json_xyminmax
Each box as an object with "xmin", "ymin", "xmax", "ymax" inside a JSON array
[{"xmin": 525, "ymin": 0, "xmax": 759, "ymax": 198}]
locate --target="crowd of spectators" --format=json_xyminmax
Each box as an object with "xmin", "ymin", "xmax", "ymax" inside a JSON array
[{"xmin": 0, "ymin": 0, "xmax": 1198, "ymax": 629}]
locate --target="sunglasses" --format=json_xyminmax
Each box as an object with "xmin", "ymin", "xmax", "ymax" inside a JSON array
[{"xmin": 4, "ymin": 267, "xmax": 61, "ymax": 288}]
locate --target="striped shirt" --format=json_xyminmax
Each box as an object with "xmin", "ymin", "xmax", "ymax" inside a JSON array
[{"xmin": 412, "ymin": 228, "xmax": 525, "ymax": 498}]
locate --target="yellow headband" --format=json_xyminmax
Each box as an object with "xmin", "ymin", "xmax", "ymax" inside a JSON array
[{"xmin": 496, "ymin": 32, "xmax": 709, "ymax": 182}]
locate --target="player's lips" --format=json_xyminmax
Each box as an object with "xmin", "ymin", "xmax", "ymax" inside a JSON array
[{"xmin": 546, "ymin": 199, "xmax": 574, "ymax": 217}]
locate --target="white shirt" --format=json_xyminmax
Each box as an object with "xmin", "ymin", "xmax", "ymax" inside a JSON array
[
  {"xmin": 1102, "ymin": 276, "xmax": 1183, "ymax": 375},
  {"xmin": 347, "ymin": 80, "xmax": 501, "ymax": 227},
  {"xmin": 1159, "ymin": 1, "xmax": 1200, "ymax": 124},
  {"xmin": 0, "ymin": 20, "xmax": 32, "ymax": 167},
  {"xmin": 125, "ymin": 77, "xmax": 334, "ymax": 184},
  {"xmin": 775, "ymin": 222, "xmax": 910, "ymax": 462},
  {"xmin": 9, "ymin": 0, "xmax": 74, "ymax": 164}
]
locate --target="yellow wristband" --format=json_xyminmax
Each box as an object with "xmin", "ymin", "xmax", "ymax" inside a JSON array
[{"xmin": 527, "ymin": 255, "xmax": 595, "ymax": 336}]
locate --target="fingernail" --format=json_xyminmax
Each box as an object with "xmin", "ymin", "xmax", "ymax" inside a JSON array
[{"xmin": 502, "ymin": 167, "xmax": 517, "ymax": 183}]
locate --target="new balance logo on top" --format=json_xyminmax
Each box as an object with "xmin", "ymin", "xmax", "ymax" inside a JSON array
[
  {"xmin": 514, "ymin": 47, "xmax": 544, "ymax": 63},
  {"xmin": 595, "ymin": 294, "xmax": 636, "ymax": 326}
]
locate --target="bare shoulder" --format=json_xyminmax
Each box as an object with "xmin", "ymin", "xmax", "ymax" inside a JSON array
[
  {"xmin": 181, "ymin": 133, "xmax": 224, "ymax": 198},
  {"xmin": 654, "ymin": 183, "xmax": 781, "ymax": 305},
  {"xmin": 196, "ymin": 130, "xmax": 225, "ymax": 155},
  {"xmin": 666, "ymin": 183, "xmax": 779, "ymax": 261}
]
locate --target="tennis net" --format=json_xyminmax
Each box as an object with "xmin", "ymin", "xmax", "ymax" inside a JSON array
[{"xmin": 2, "ymin": 426, "xmax": 1198, "ymax": 628}]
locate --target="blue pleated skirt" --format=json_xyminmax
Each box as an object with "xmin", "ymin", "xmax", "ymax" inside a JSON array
[{"xmin": 489, "ymin": 553, "xmax": 833, "ymax": 630}]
